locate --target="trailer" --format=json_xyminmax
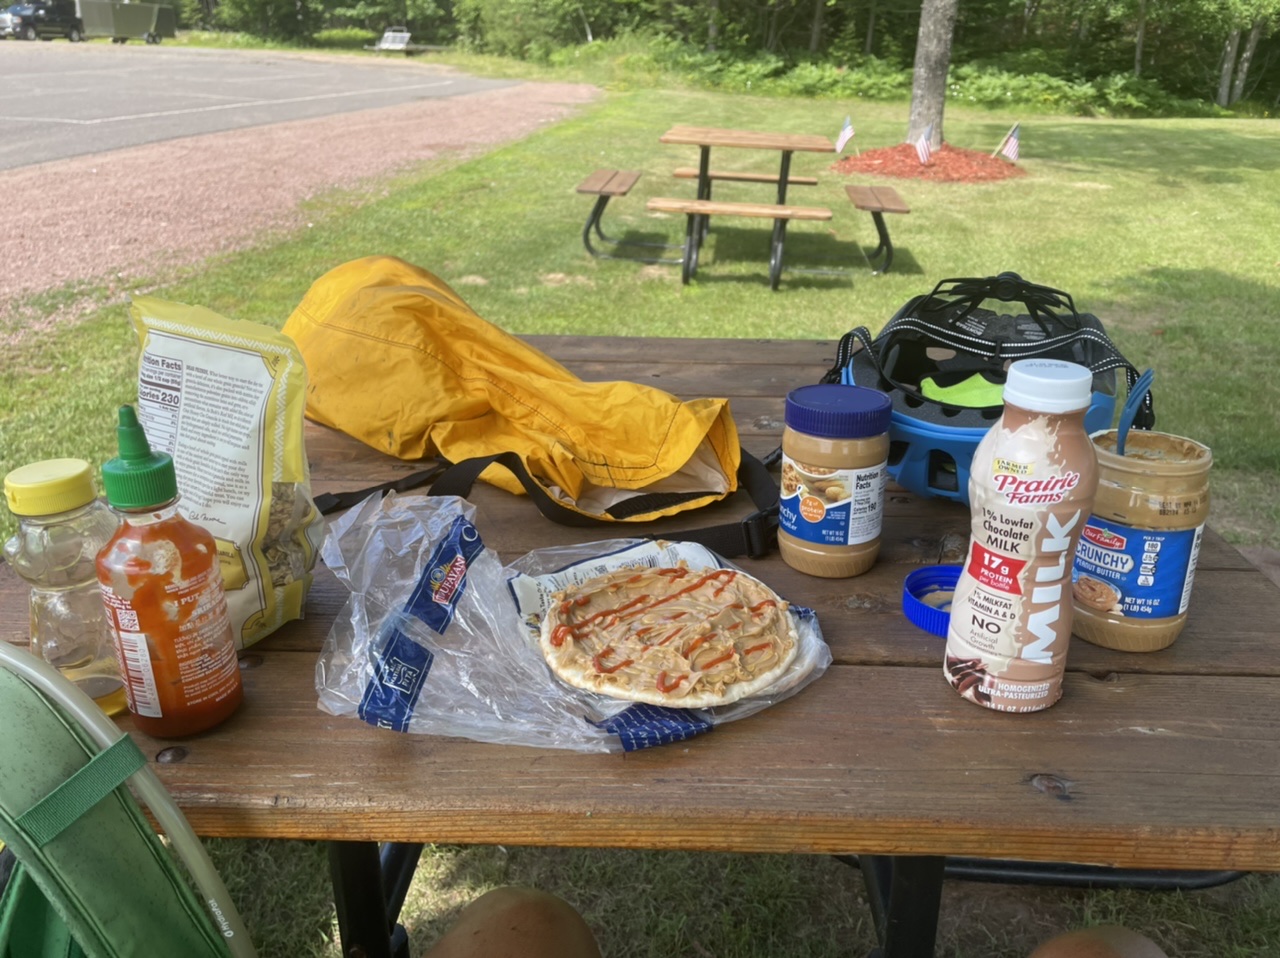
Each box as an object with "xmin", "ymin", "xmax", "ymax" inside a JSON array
[{"xmin": 78, "ymin": 0, "xmax": 176, "ymax": 43}]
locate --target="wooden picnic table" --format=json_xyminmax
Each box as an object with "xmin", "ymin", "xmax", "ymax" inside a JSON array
[
  {"xmin": 4, "ymin": 336, "xmax": 1279, "ymax": 958},
  {"xmin": 658, "ymin": 125, "xmax": 837, "ymax": 205},
  {"xmin": 655, "ymin": 126, "xmax": 839, "ymax": 288}
]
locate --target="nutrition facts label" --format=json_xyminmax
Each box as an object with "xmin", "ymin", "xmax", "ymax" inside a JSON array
[
  {"xmin": 137, "ymin": 352, "xmax": 185, "ymax": 452},
  {"xmin": 136, "ymin": 332, "xmax": 272, "ymax": 527}
]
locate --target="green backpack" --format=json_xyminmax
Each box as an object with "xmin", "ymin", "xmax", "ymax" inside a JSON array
[{"xmin": 0, "ymin": 645, "xmax": 253, "ymax": 958}]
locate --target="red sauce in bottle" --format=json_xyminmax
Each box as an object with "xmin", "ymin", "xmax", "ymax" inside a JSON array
[
  {"xmin": 96, "ymin": 405, "xmax": 242, "ymax": 738},
  {"xmin": 97, "ymin": 505, "xmax": 243, "ymax": 737}
]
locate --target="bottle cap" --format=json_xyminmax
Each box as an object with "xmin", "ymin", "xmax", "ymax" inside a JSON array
[
  {"xmin": 100, "ymin": 406, "xmax": 178, "ymax": 510},
  {"xmin": 785, "ymin": 384, "xmax": 893, "ymax": 439},
  {"xmin": 902, "ymin": 565, "xmax": 962, "ymax": 638},
  {"xmin": 3, "ymin": 458, "xmax": 96, "ymax": 517},
  {"xmin": 1002, "ymin": 360, "xmax": 1093, "ymax": 414}
]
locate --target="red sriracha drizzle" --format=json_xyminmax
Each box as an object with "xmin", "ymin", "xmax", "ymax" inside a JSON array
[
  {"xmin": 593, "ymin": 647, "xmax": 635, "ymax": 674},
  {"xmin": 699, "ymin": 651, "xmax": 734, "ymax": 670},
  {"xmin": 655, "ymin": 671, "xmax": 688, "ymax": 693},
  {"xmin": 554, "ymin": 569, "xmax": 740, "ymax": 647}
]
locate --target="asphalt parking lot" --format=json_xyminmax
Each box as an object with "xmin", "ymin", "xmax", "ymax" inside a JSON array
[{"xmin": 0, "ymin": 43, "xmax": 517, "ymax": 170}]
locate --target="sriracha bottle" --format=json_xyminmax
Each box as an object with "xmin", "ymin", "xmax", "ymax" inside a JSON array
[{"xmin": 96, "ymin": 406, "xmax": 243, "ymax": 738}]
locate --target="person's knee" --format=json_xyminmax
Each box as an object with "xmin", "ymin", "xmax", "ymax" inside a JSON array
[
  {"xmin": 1030, "ymin": 925, "xmax": 1170, "ymax": 958},
  {"xmin": 426, "ymin": 885, "xmax": 600, "ymax": 958}
]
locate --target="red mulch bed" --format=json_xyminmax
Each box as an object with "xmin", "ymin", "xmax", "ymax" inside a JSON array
[{"xmin": 831, "ymin": 142, "xmax": 1025, "ymax": 183}]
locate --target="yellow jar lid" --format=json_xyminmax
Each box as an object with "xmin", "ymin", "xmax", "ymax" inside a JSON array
[{"xmin": 3, "ymin": 459, "xmax": 97, "ymax": 517}]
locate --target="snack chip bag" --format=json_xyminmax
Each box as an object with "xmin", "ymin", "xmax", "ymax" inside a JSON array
[{"xmin": 129, "ymin": 297, "xmax": 324, "ymax": 648}]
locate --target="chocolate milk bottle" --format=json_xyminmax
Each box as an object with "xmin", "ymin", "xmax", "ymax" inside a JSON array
[{"xmin": 944, "ymin": 359, "xmax": 1099, "ymax": 712}]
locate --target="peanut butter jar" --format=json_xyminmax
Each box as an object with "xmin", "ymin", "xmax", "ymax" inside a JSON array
[
  {"xmin": 1071, "ymin": 429, "xmax": 1212, "ymax": 652},
  {"xmin": 777, "ymin": 384, "xmax": 892, "ymax": 578}
]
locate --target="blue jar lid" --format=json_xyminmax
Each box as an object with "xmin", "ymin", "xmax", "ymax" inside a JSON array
[
  {"xmin": 785, "ymin": 384, "xmax": 892, "ymax": 439},
  {"xmin": 902, "ymin": 565, "xmax": 962, "ymax": 638}
]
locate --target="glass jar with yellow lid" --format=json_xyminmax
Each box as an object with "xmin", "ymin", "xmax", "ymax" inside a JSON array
[{"xmin": 4, "ymin": 458, "xmax": 127, "ymax": 715}]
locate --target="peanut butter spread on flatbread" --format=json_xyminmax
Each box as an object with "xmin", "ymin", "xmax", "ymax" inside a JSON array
[{"xmin": 539, "ymin": 564, "xmax": 798, "ymax": 708}]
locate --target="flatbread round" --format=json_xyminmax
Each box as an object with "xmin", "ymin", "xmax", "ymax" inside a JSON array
[{"xmin": 538, "ymin": 564, "xmax": 799, "ymax": 708}]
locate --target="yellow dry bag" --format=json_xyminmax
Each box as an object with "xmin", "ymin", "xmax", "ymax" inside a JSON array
[{"xmin": 283, "ymin": 257, "xmax": 778, "ymax": 556}]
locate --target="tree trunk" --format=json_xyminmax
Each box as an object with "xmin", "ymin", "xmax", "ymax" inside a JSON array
[
  {"xmin": 1217, "ymin": 28, "xmax": 1241, "ymax": 107},
  {"xmin": 906, "ymin": 0, "xmax": 959, "ymax": 145},
  {"xmin": 1022, "ymin": 0, "xmax": 1040, "ymax": 41},
  {"xmin": 1231, "ymin": 19, "xmax": 1265, "ymax": 104},
  {"xmin": 864, "ymin": 0, "xmax": 877, "ymax": 55},
  {"xmin": 1133, "ymin": 0, "xmax": 1147, "ymax": 77},
  {"xmin": 809, "ymin": 0, "xmax": 825, "ymax": 53}
]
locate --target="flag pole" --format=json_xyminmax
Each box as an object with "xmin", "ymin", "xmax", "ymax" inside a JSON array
[{"xmin": 991, "ymin": 123, "xmax": 1017, "ymax": 158}]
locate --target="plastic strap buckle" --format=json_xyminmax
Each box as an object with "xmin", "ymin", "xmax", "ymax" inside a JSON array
[{"xmin": 740, "ymin": 506, "xmax": 779, "ymax": 559}]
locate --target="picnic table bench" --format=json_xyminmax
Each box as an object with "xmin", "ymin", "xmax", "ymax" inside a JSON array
[
  {"xmin": 576, "ymin": 169, "xmax": 680, "ymax": 263},
  {"xmin": 846, "ymin": 184, "xmax": 910, "ymax": 273},
  {"xmin": 671, "ymin": 166, "xmax": 819, "ymax": 192},
  {"xmin": 653, "ymin": 125, "xmax": 841, "ymax": 290},
  {"xmin": 363, "ymin": 26, "xmax": 444, "ymax": 55},
  {"xmin": 645, "ymin": 196, "xmax": 833, "ymax": 289}
]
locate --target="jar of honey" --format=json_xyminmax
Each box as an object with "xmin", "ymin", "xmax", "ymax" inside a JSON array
[{"xmin": 4, "ymin": 458, "xmax": 127, "ymax": 715}]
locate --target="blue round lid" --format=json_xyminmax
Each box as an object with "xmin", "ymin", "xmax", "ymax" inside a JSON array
[
  {"xmin": 785, "ymin": 384, "xmax": 892, "ymax": 439},
  {"xmin": 902, "ymin": 565, "xmax": 962, "ymax": 638}
]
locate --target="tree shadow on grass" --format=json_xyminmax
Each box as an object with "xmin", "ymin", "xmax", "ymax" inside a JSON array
[{"xmin": 1021, "ymin": 123, "xmax": 1278, "ymax": 184}]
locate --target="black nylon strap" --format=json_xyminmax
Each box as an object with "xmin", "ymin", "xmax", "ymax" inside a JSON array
[
  {"xmin": 318, "ymin": 450, "xmax": 780, "ymax": 559},
  {"xmin": 314, "ymin": 463, "xmax": 448, "ymax": 516},
  {"xmin": 430, "ymin": 449, "xmax": 780, "ymax": 558},
  {"xmin": 826, "ymin": 318, "xmax": 1155, "ymax": 430}
]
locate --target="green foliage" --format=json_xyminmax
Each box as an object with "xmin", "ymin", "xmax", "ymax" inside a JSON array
[
  {"xmin": 311, "ymin": 26, "xmax": 378, "ymax": 47},
  {"xmin": 215, "ymin": 0, "xmax": 326, "ymax": 41},
  {"xmin": 452, "ymin": 0, "xmax": 634, "ymax": 60},
  {"xmin": 324, "ymin": 0, "xmax": 452, "ymax": 41},
  {"xmin": 174, "ymin": 0, "xmax": 215, "ymax": 30},
  {"xmin": 945, "ymin": 63, "xmax": 1227, "ymax": 117},
  {"xmin": 541, "ymin": 36, "xmax": 1224, "ymax": 116},
  {"xmin": 180, "ymin": 0, "xmax": 1279, "ymax": 110},
  {"xmin": 171, "ymin": 28, "xmax": 279, "ymax": 47}
]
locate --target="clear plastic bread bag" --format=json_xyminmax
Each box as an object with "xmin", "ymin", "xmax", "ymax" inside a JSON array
[{"xmin": 315, "ymin": 492, "xmax": 831, "ymax": 753}]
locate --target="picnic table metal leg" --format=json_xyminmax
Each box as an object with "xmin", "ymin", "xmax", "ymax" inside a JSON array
[
  {"xmin": 860, "ymin": 854, "xmax": 945, "ymax": 958},
  {"xmin": 697, "ymin": 146, "xmax": 712, "ymax": 244},
  {"xmin": 775, "ymin": 151, "xmax": 794, "ymax": 206},
  {"xmin": 329, "ymin": 840, "xmax": 418, "ymax": 958},
  {"xmin": 768, "ymin": 217, "xmax": 788, "ymax": 291},
  {"xmin": 581, "ymin": 195, "xmax": 612, "ymax": 258},
  {"xmin": 868, "ymin": 210, "xmax": 895, "ymax": 274},
  {"xmin": 681, "ymin": 212, "xmax": 701, "ymax": 284},
  {"xmin": 583, "ymin": 194, "xmax": 682, "ymax": 264}
]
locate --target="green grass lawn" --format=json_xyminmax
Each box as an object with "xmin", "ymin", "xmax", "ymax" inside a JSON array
[{"xmin": 4, "ymin": 80, "xmax": 1279, "ymax": 958}]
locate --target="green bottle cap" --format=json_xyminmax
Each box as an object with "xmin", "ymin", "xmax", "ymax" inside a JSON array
[{"xmin": 100, "ymin": 405, "xmax": 178, "ymax": 510}]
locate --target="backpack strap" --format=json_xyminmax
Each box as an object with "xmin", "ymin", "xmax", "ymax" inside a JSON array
[
  {"xmin": 317, "ymin": 450, "xmax": 780, "ymax": 560},
  {"xmin": 313, "ymin": 463, "xmax": 448, "ymax": 517},
  {"xmin": 824, "ymin": 318, "xmax": 1156, "ymax": 430}
]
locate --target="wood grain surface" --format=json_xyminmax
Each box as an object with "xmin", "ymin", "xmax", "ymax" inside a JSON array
[
  {"xmin": 4, "ymin": 337, "xmax": 1277, "ymax": 873},
  {"xmin": 659, "ymin": 126, "xmax": 836, "ymax": 154}
]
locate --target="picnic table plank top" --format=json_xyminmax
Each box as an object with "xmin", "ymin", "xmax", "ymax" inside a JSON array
[
  {"xmin": 4, "ymin": 336, "xmax": 1278, "ymax": 872},
  {"xmin": 659, "ymin": 125, "xmax": 836, "ymax": 154}
]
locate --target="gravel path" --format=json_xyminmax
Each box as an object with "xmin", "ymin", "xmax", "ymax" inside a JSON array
[{"xmin": 2, "ymin": 74, "xmax": 599, "ymax": 336}]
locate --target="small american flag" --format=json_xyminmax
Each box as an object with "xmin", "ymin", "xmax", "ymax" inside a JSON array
[
  {"xmin": 835, "ymin": 115, "xmax": 855, "ymax": 153},
  {"xmin": 915, "ymin": 124, "xmax": 933, "ymax": 165},
  {"xmin": 999, "ymin": 123, "xmax": 1020, "ymax": 162}
]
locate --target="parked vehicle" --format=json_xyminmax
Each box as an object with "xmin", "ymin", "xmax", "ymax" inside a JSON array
[
  {"xmin": 7, "ymin": 0, "xmax": 84, "ymax": 40},
  {"xmin": 0, "ymin": 5, "xmax": 22, "ymax": 37},
  {"xmin": 5, "ymin": 0, "xmax": 173, "ymax": 41}
]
